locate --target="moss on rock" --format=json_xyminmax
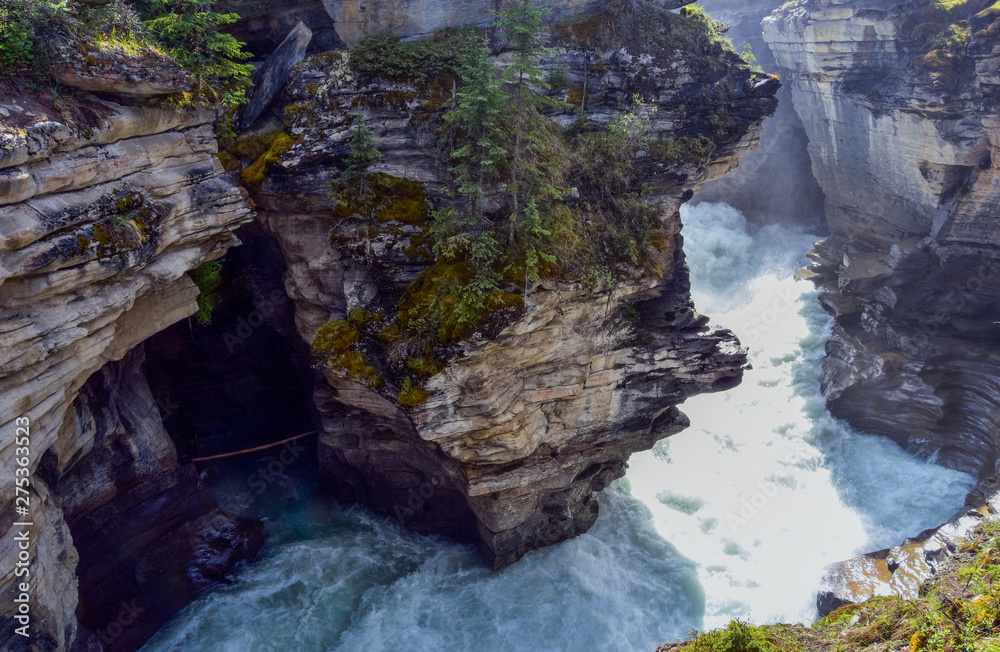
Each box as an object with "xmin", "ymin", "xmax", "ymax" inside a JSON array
[
  {"xmin": 240, "ymin": 131, "xmax": 296, "ymax": 190},
  {"xmin": 397, "ymin": 260, "xmax": 524, "ymax": 342},
  {"xmin": 312, "ymin": 319, "xmax": 360, "ymax": 355}
]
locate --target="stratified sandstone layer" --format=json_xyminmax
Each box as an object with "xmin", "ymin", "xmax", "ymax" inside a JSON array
[
  {"xmin": 764, "ymin": 0, "xmax": 1000, "ymax": 613},
  {"xmin": 0, "ymin": 87, "xmax": 259, "ymax": 650}
]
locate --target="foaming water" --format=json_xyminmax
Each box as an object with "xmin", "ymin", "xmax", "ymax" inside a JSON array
[
  {"xmin": 142, "ymin": 486, "xmax": 703, "ymax": 651},
  {"xmin": 143, "ymin": 202, "xmax": 974, "ymax": 651},
  {"xmin": 627, "ymin": 202, "xmax": 974, "ymax": 628}
]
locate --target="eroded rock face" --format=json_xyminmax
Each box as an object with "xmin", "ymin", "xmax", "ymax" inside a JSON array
[
  {"xmin": 252, "ymin": 13, "xmax": 777, "ymax": 566},
  {"xmin": 763, "ymin": 0, "xmax": 1000, "ymax": 610},
  {"xmin": 59, "ymin": 348, "xmax": 266, "ymax": 651},
  {"xmin": 764, "ymin": 0, "xmax": 1000, "ymax": 480},
  {"xmin": 0, "ymin": 95, "xmax": 256, "ymax": 650},
  {"xmin": 51, "ymin": 44, "xmax": 194, "ymax": 98},
  {"xmin": 323, "ymin": 0, "xmax": 607, "ymax": 45}
]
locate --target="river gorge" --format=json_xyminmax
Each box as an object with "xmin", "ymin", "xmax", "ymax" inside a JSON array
[{"xmin": 2, "ymin": 0, "xmax": 999, "ymax": 650}]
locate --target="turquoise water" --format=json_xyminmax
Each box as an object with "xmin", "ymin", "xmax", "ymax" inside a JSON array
[{"xmin": 142, "ymin": 203, "xmax": 974, "ymax": 651}]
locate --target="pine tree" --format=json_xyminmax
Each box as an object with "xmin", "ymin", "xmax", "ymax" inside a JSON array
[
  {"xmin": 328, "ymin": 112, "xmax": 382, "ymax": 206},
  {"xmin": 445, "ymin": 34, "xmax": 509, "ymax": 215},
  {"xmin": 429, "ymin": 34, "xmax": 510, "ymax": 317},
  {"xmin": 495, "ymin": 0, "xmax": 553, "ymax": 244},
  {"xmin": 343, "ymin": 113, "xmax": 381, "ymax": 198}
]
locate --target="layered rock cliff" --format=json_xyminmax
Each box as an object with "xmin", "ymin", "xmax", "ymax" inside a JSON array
[
  {"xmin": 245, "ymin": 2, "xmax": 779, "ymax": 567},
  {"xmin": 763, "ymin": 0, "xmax": 1000, "ymax": 613},
  {"xmin": 218, "ymin": 0, "xmax": 696, "ymax": 53},
  {"xmin": 0, "ymin": 87, "xmax": 262, "ymax": 650},
  {"xmin": 694, "ymin": 0, "xmax": 825, "ymax": 223}
]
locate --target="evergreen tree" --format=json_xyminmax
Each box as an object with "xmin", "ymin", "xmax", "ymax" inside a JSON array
[
  {"xmin": 427, "ymin": 33, "xmax": 510, "ymax": 321},
  {"xmin": 328, "ymin": 112, "xmax": 382, "ymax": 205},
  {"xmin": 445, "ymin": 34, "xmax": 509, "ymax": 214},
  {"xmin": 343, "ymin": 113, "xmax": 382, "ymax": 198},
  {"xmin": 495, "ymin": 0, "xmax": 552, "ymax": 244},
  {"xmin": 143, "ymin": 0, "xmax": 253, "ymax": 107}
]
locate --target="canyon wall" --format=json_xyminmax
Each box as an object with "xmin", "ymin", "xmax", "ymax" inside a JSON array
[
  {"xmin": 763, "ymin": 0, "xmax": 1000, "ymax": 613},
  {"xmin": 694, "ymin": 0, "xmax": 825, "ymax": 224},
  {"xmin": 217, "ymin": 0, "xmax": 697, "ymax": 55},
  {"xmin": 0, "ymin": 81, "xmax": 262, "ymax": 649}
]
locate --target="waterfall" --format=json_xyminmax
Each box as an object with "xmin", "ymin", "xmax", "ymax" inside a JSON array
[{"xmin": 142, "ymin": 203, "xmax": 973, "ymax": 651}]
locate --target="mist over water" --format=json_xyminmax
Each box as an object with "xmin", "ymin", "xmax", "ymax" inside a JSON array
[
  {"xmin": 142, "ymin": 203, "xmax": 974, "ymax": 651},
  {"xmin": 628, "ymin": 202, "xmax": 974, "ymax": 628}
]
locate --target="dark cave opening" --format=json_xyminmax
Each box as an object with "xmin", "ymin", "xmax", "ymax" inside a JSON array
[{"xmin": 142, "ymin": 222, "xmax": 323, "ymax": 521}]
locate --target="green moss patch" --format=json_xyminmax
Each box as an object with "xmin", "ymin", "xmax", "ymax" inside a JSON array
[
  {"xmin": 398, "ymin": 376, "xmax": 432, "ymax": 407},
  {"xmin": 397, "ymin": 260, "xmax": 524, "ymax": 342},
  {"xmin": 240, "ymin": 131, "xmax": 296, "ymax": 190},
  {"xmin": 190, "ymin": 259, "xmax": 224, "ymax": 325},
  {"xmin": 313, "ymin": 319, "xmax": 360, "ymax": 354},
  {"xmin": 331, "ymin": 172, "xmax": 430, "ymax": 225},
  {"xmin": 312, "ymin": 318, "xmax": 384, "ymax": 388}
]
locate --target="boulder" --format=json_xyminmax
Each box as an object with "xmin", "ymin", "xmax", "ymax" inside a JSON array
[{"xmin": 234, "ymin": 22, "xmax": 314, "ymax": 131}]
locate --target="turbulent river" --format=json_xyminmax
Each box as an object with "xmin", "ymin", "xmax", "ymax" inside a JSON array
[{"xmin": 142, "ymin": 202, "xmax": 974, "ymax": 651}]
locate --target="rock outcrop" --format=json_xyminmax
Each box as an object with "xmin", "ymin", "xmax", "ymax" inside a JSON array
[
  {"xmin": 234, "ymin": 22, "xmax": 314, "ymax": 131},
  {"xmin": 0, "ymin": 87, "xmax": 259, "ymax": 650},
  {"xmin": 247, "ymin": 3, "xmax": 778, "ymax": 567},
  {"xmin": 763, "ymin": 0, "xmax": 1000, "ymax": 612},
  {"xmin": 1, "ymin": 3, "xmax": 779, "ymax": 648}
]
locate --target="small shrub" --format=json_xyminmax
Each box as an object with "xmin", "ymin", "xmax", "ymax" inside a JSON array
[
  {"xmin": 688, "ymin": 619, "xmax": 777, "ymax": 652},
  {"xmin": 398, "ymin": 376, "xmax": 432, "ymax": 407},
  {"xmin": 190, "ymin": 259, "xmax": 223, "ymax": 325},
  {"xmin": 547, "ymin": 63, "xmax": 569, "ymax": 88},
  {"xmin": 348, "ymin": 31, "xmax": 463, "ymax": 84},
  {"xmin": 0, "ymin": 0, "xmax": 69, "ymax": 76}
]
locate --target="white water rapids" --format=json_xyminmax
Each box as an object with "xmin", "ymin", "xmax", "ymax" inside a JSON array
[{"xmin": 142, "ymin": 202, "xmax": 974, "ymax": 651}]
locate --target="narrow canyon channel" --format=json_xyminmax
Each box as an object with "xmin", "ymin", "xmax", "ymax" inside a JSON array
[{"xmin": 140, "ymin": 202, "xmax": 974, "ymax": 651}]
